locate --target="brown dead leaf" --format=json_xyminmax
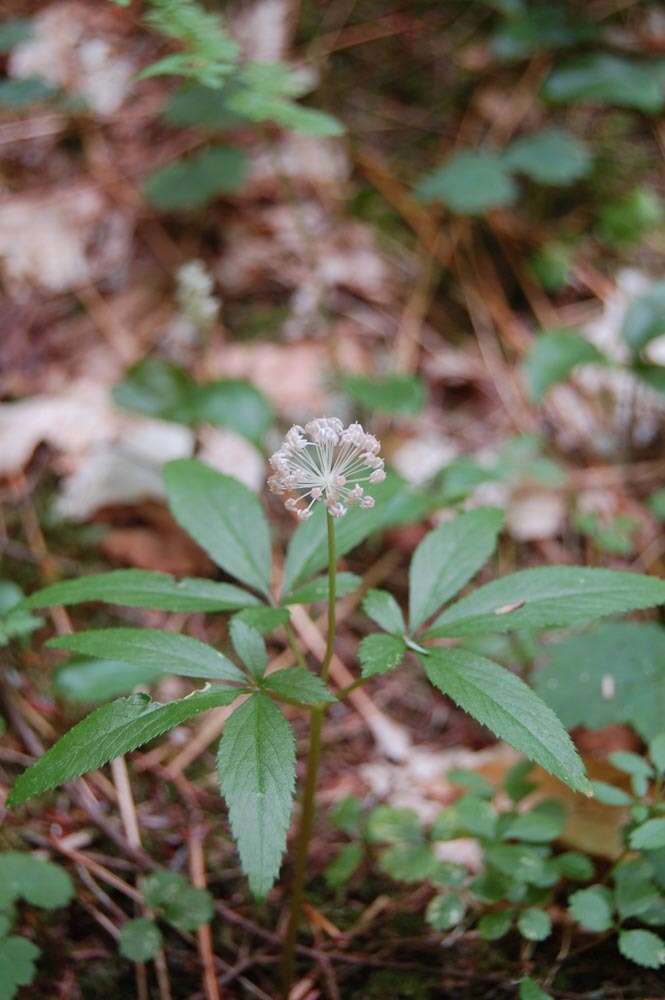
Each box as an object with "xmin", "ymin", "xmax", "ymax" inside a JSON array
[{"xmin": 99, "ymin": 503, "xmax": 215, "ymax": 576}]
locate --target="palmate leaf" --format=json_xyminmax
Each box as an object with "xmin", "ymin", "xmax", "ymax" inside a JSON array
[
  {"xmin": 0, "ymin": 853, "xmax": 73, "ymax": 909},
  {"xmin": 422, "ymin": 649, "xmax": 590, "ymax": 794},
  {"xmin": 217, "ymin": 693, "xmax": 296, "ymax": 898},
  {"xmin": 22, "ymin": 569, "xmax": 260, "ymax": 613},
  {"xmin": 48, "ymin": 628, "xmax": 246, "ymax": 684},
  {"xmin": 425, "ymin": 566, "xmax": 665, "ymax": 638},
  {"xmin": 408, "ymin": 507, "xmax": 504, "ymax": 632},
  {"xmin": 0, "ymin": 937, "xmax": 40, "ymax": 998},
  {"xmin": 8, "ymin": 687, "xmax": 239, "ymax": 806},
  {"xmin": 261, "ymin": 667, "xmax": 336, "ymax": 705},
  {"xmin": 165, "ymin": 459, "xmax": 272, "ymax": 597},
  {"xmin": 229, "ymin": 619, "xmax": 267, "ymax": 679}
]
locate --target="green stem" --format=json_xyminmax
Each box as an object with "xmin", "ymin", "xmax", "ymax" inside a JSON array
[{"xmin": 281, "ymin": 513, "xmax": 336, "ymax": 997}]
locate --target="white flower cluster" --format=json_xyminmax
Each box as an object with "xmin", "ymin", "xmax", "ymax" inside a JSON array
[
  {"xmin": 176, "ymin": 259, "xmax": 220, "ymax": 331},
  {"xmin": 268, "ymin": 418, "xmax": 386, "ymax": 520}
]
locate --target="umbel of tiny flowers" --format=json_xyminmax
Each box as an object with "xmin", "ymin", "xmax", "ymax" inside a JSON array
[{"xmin": 268, "ymin": 417, "xmax": 386, "ymax": 521}]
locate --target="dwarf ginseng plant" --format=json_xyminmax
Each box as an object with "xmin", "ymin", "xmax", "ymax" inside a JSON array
[{"xmin": 9, "ymin": 419, "xmax": 665, "ymax": 995}]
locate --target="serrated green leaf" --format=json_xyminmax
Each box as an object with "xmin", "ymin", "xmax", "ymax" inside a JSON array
[
  {"xmin": 324, "ymin": 842, "xmax": 363, "ymax": 889},
  {"xmin": 142, "ymin": 145, "xmax": 248, "ymax": 210},
  {"xmin": 591, "ymin": 781, "xmax": 633, "ymax": 807},
  {"xmin": 232, "ymin": 607, "xmax": 290, "ymax": 634},
  {"xmin": 621, "ymin": 283, "xmax": 665, "ymax": 353},
  {"xmin": 517, "ymin": 906, "xmax": 551, "ymax": 941},
  {"xmin": 502, "ymin": 801, "xmax": 566, "ymax": 843},
  {"xmin": 631, "ymin": 819, "xmax": 665, "ymax": 851},
  {"xmin": 0, "ymin": 853, "xmax": 73, "ymax": 909},
  {"xmin": 478, "ymin": 909, "xmax": 513, "ymax": 940},
  {"xmin": 426, "ymin": 567, "xmax": 665, "ymax": 639},
  {"xmin": 542, "ymin": 54, "xmax": 664, "ymax": 113},
  {"xmin": 568, "ymin": 885, "xmax": 613, "ymax": 931},
  {"xmin": 49, "ymin": 628, "xmax": 246, "ymax": 684},
  {"xmin": 362, "ymin": 589, "xmax": 405, "ymax": 634},
  {"xmin": 23, "ymin": 569, "xmax": 259, "ymax": 613},
  {"xmin": 342, "ymin": 374, "xmax": 425, "ymax": 415},
  {"xmin": 359, "ymin": 634, "xmax": 406, "ymax": 678},
  {"xmin": 523, "ymin": 329, "xmax": 605, "ymax": 401},
  {"xmin": 555, "ymin": 851, "xmax": 594, "ymax": 881},
  {"xmin": 415, "ymin": 151, "xmax": 517, "ymax": 215},
  {"xmin": 283, "ymin": 473, "xmax": 427, "ymax": 592},
  {"xmin": 409, "ymin": 507, "xmax": 504, "ymax": 632},
  {"xmin": 503, "ymin": 128, "xmax": 591, "ymax": 185},
  {"xmin": 262, "ymin": 667, "xmax": 335, "ymax": 705},
  {"xmin": 165, "ymin": 459, "xmax": 271, "ymax": 597},
  {"xmin": 0, "ymin": 936, "xmax": 40, "ymax": 997},
  {"xmin": 422, "ymin": 648, "xmax": 590, "ymax": 794},
  {"xmin": 427, "ymin": 892, "xmax": 465, "ymax": 930},
  {"xmin": 217, "ymin": 694, "xmax": 295, "ymax": 898},
  {"xmin": 229, "ymin": 619, "xmax": 267, "ymax": 679},
  {"xmin": 282, "ymin": 572, "xmax": 360, "ymax": 606},
  {"xmin": 618, "ymin": 929, "xmax": 665, "ymax": 968},
  {"xmin": 119, "ymin": 918, "xmax": 163, "ymax": 962},
  {"xmin": 8, "ymin": 687, "xmax": 238, "ymax": 806}
]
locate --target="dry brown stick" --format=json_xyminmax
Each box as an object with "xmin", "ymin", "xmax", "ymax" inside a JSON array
[
  {"xmin": 394, "ymin": 235, "xmax": 441, "ymax": 373},
  {"xmin": 189, "ymin": 823, "xmax": 223, "ymax": 1000}
]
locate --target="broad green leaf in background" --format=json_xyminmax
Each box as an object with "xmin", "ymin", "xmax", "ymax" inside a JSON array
[
  {"xmin": 8, "ymin": 687, "xmax": 239, "ymax": 806},
  {"xmin": 362, "ymin": 589, "xmax": 405, "ymax": 634},
  {"xmin": 233, "ymin": 607, "xmax": 290, "ymax": 634},
  {"xmin": 503, "ymin": 128, "xmax": 591, "ymax": 186},
  {"xmin": 630, "ymin": 819, "xmax": 665, "ymax": 851},
  {"xmin": 166, "ymin": 459, "xmax": 272, "ymax": 597},
  {"xmin": 0, "ymin": 581, "xmax": 41, "ymax": 647},
  {"xmin": 478, "ymin": 910, "xmax": 513, "ymax": 941},
  {"xmin": 408, "ymin": 507, "xmax": 504, "ymax": 632},
  {"xmin": 425, "ymin": 567, "xmax": 665, "ymax": 638},
  {"xmin": 261, "ymin": 667, "xmax": 336, "ymax": 705},
  {"xmin": 589, "ymin": 781, "xmax": 632, "ymax": 807},
  {"xmin": 0, "ymin": 18, "xmax": 32, "ymax": 52},
  {"xmin": 55, "ymin": 657, "xmax": 165, "ymax": 703},
  {"xmin": 324, "ymin": 842, "xmax": 363, "ymax": 889},
  {"xmin": 0, "ymin": 853, "xmax": 74, "ymax": 909},
  {"xmin": 0, "ymin": 937, "xmax": 40, "ymax": 998},
  {"xmin": 282, "ymin": 572, "xmax": 360, "ymax": 606},
  {"xmin": 193, "ymin": 379, "xmax": 274, "ymax": 444},
  {"xmin": 0, "ymin": 77, "xmax": 56, "ymax": 107},
  {"xmin": 618, "ymin": 929, "xmax": 665, "ymax": 969},
  {"xmin": 519, "ymin": 979, "xmax": 554, "ymax": 1000},
  {"xmin": 634, "ymin": 362, "xmax": 665, "ymax": 396},
  {"xmin": 342, "ymin": 374, "xmax": 426, "ymax": 415},
  {"xmin": 119, "ymin": 918, "xmax": 163, "ymax": 962},
  {"xmin": 534, "ymin": 623, "xmax": 665, "ymax": 740},
  {"xmin": 422, "ymin": 648, "xmax": 590, "ymax": 794},
  {"xmin": 650, "ymin": 488, "xmax": 665, "ymax": 521},
  {"xmin": 217, "ymin": 693, "xmax": 296, "ymax": 898},
  {"xmin": 517, "ymin": 907, "xmax": 551, "ymax": 941},
  {"xmin": 555, "ymin": 852, "xmax": 594, "ymax": 881},
  {"xmin": 162, "ymin": 83, "xmax": 247, "ymax": 129},
  {"xmin": 598, "ymin": 187, "xmax": 664, "ymax": 246},
  {"xmin": 142, "ymin": 145, "xmax": 248, "ymax": 210},
  {"xmin": 142, "ymin": 871, "xmax": 213, "ymax": 931},
  {"xmin": 366, "ymin": 805, "xmax": 421, "ymax": 844},
  {"xmin": 49, "ymin": 628, "xmax": 247, "ymax": 684},
  {"xmin": 283, "ymin": 473, "xmax": 429, "ymax": 592},
  {"xmin": 542, "ymin": 54, "xmax": 665, "ymax": 113},
  {"xmin": 113, "ymin": 358, "xmax": 197, "ymax": 422},
  {"xmin": 530, "ymin": 242, "xmax": 572, "ymax": 292},
  {"xmin": 491, "ymin": 5, "xmax": 596, "ymax": 60},
  {"xmin": 359, "ymin": 634, "xmax": 406, "ymax": 678},
  {"xmin": 23, "ymin": 569, "xmax": 260, "ymax": 613},
  {"xmin": 568, "ymin": 885, "xmax": 614, "ymax": 931},
  {"xmin": 502, "ymin": 801, "xmax": 566, "ymax": 843},
  {"xmin": 426, "ymin": 892, "xmax": 466, "ymax": 930},
  {"xmin": 523, "ymin": 329, "xmax": 605, "ymax": 401},
  {"xmin": 415, "ymin": 151, "xmax": 517, "ymax": 215},
  {"xmin": 621, "ymin": 282, "xmax": 665, "ymax": 353},
  {"xmin": 650, "ymin": 734, "xmax": 665, "ymax": 773},
  {"xmin": 229, "ymin": 619, "xmax": 267, "ymax": 679}
]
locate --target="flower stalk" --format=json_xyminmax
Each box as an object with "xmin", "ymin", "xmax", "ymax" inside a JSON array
[{"xmin": 281, "ymin": 512, "xmax": 336, "ymax": 997}]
